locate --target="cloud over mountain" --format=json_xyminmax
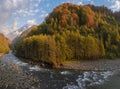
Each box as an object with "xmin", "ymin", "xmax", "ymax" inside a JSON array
[
  {"xmin": 0, "ymin": 0, "xmax": 42, "ymax": 36},
  {"xmin": 0, "ymin": 0, "xmax": 120, "ymax": 38}
]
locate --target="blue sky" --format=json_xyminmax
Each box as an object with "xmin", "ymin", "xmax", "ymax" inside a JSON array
[{"xmin": 0, "ymin": 0, "xmax": 120, "ymax": 36}]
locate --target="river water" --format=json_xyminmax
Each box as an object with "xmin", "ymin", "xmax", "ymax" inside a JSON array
[{"xmin": 0, "ymin": 53, "xmax": 120, "ymax": 89}]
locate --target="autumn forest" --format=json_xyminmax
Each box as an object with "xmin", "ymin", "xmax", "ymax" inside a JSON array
[{"xmin": 11, "ymin": 3, "xmax": 120, "ymax": 67}]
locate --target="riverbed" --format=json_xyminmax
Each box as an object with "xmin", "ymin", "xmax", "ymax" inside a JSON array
[{"xmin": 0, "ymin": 53, "xmax": 120, "ymax": 89}]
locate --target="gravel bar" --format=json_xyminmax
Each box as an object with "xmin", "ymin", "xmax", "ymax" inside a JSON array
[
  {"xmin": 0, "ymin": 62, "xmax": 40, "ymax": 89},
  {"xmin": 63, "ymin": 59, "xmax": 120, "ymax": 71}
]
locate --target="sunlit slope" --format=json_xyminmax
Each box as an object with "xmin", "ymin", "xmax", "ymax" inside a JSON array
[{"xmin": 0, "ymin": 33, "xmax": 10, "ymax": 54}]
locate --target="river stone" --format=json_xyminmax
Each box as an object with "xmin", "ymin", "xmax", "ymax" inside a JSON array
[{"xmin": 0, "ymin": 63, "xmax": 40, "ymax": 89}]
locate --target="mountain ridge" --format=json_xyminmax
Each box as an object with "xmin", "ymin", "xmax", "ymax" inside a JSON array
[{"xmin": 7, "ymin": 24, "xmax": 33, "ymax": 40}]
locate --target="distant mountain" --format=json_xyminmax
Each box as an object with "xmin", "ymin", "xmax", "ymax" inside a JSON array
[
  {"xmin": 0, "ymin": 33, "xmax": 10, "ymax": 54},
  {"xmin": 7, "ymin": 24, "xmax": 32, "ymax": 40},
  {"xmin": 12, "ymin": 25, "xmax": 38, "ymax": 44}
]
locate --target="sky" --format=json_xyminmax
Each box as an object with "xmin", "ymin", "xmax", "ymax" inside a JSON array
[{"xmin": 0, "ymin": 0, "xmax": 120, "ymax": 37}]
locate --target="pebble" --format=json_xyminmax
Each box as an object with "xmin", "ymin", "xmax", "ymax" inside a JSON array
[
  {"xmin": 0, "ymin": 63, "xmax": 40, "ymax": 89},
  {"xmin": 63, "ymin": 59, "xmax": 120, "ymax": 71}
]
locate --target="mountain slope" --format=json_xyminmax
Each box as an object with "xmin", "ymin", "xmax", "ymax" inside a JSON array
[
  {"xmin": 0, "ymin": 33, "xmax": 10, "ymax": 54},
  {"xmin": 7, "ymin": 24, "xmax": 32, "ymax": 40},
  {"xmin": 12, "ymin": 25, "xmax": 38, "ymax": 45}
]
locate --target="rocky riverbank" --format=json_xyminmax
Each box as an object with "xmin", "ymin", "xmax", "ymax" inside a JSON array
[
  {"xmin": 0, "ymin": 53, "xmax": 120, "ymax": 89},
  {"xmin": 62, "ymin": 59, "xmax": 120, "ymax": 71},
  {"xmin": 0, "ymin": 61, "xmax": 40, "ymax": 89},
  {"xmin": 19, "ymin": 57, "xmax": 120, "ymax": 71}
]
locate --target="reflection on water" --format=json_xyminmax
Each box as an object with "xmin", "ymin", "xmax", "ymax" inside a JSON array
[{"xmin": 0, "ymin": 53, "xmax": 117, "ymax": 89}]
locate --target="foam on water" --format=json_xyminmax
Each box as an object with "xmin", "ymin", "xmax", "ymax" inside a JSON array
[
  {"xmin": 15, "ymin": 61, "xmax": 28, "ymax": 66},
  {"xmin": 0, "ymin": 52, "xmax": 28, "ymax": 67},
  {"xmin": 63, "ymin": 84, "xmax": 79, "ymax": 89},
  {"xmin": 0, "ymin": 52, "xmax": 50, "ymax": 72},
  {"xmin": 29, "ymin": 66, "xmax": 42, "ymax": 71},
  {"xmin": 0, "ymin": 52, "xmax": 118, "ymax": 89},
  {"xmin": 63, "ymin": 71, "xmax": 113, "ymax": 89},
  {"xmin": 29, "ymin": 65, "xmax": 49, "ymax": 72},
  {"xmin": 61, "ymin": 71, "xmax": 72, "ymax": 75}
]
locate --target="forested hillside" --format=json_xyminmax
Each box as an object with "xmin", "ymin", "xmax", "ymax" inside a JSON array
[
  {"xmin": 0, "ymin": 33, "xmax": 10, "ymax": 54},
  {"xmin": 13, "ymin": 3, "xmax": 120, "ymax": 67},
  {"xmin": 87, "ymin": 4, "xmax": 120, "ymax": 22}
]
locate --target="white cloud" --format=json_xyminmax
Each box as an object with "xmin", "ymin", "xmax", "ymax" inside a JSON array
[
  {"xmin": 39, "ymin": 9, "xmax": 48, "ymax": 18},
  {"xmin": 0, "ymin": 0, "xmax": 42, "ymax": 37},
  {"xmin": 27, "ymin": 19, "xmax": 37, "ymax": 26},
  {"xmin": 0, "ymin": 26, "xmax": 10, "ymax": 36},
  {"xmin": 111, "ymin": 0, "xmax": 120, "ymax": 11},
  {"xmin": 110, "ymin": 0, "xmax": 120, "ymax": 11},
  {"xmin": 12, "ymin": 0, "xmax": 42, "ymax": 17},
  {"xmin": 39, "ymin": 13, "xmax": 48, "ymax": 18},
  {"xmin": 12, "ymin": 19, "xmax": 18, "ymax": 31},
  {"xmin": 63, "ymin": 0, "xmax": 94, "ymax": 5},
  {"xmin": 77, "ymin": 2, "xmax": 83, "ymax": 5}
]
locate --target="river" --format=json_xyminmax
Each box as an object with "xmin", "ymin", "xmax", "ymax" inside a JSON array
[{"xmin": 0, "ymin": 52, "xmax": 120, "ymax": 89}]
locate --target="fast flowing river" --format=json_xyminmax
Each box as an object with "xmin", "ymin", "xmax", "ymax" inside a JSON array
[{"xmin": 0, "ymin": 52, "xmax": 120, "ymax": 89}]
